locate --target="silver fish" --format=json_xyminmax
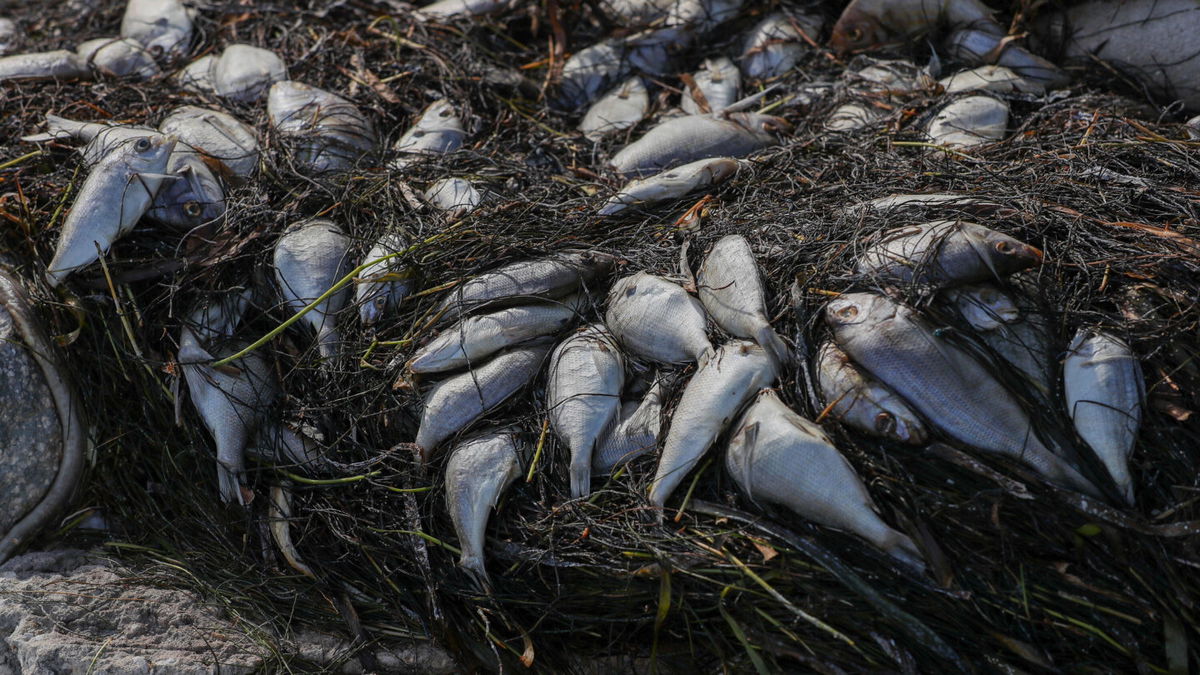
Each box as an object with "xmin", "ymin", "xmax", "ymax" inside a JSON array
[
  {"xmin": 159, "ymin": 105, "xmax": 260, "ymax": 179},
  {"xmin": 815, "ymin": 341, "xmax": 927, "ymax": 445},
  {"xmin": 424, "ymin": 177, "xmax": 481, "ymax": 220},
  {"xmin": 944, "ymin": 28, "xmax": 1068, "ymax": 89},
  {"xmin": 356, "ymin": 232, "xmax": 416, "ymax": 328},
  {"xmin": 599, "ymin": 157, "xmax": 738, "ymax": 216},
  {"xmin": 547, "ymin": 324, "xmax": 625, "ymax": 498},
  {"xmin": 580, "ymin": 77, "xmax": 649, "ymax": 141},
  {"xmin": 120, "ymin": 0, "xmax": 193, "ymax": 60},
  {"xmin": 445, "ymin": 429, "xmax": 523, "ymax": 587},
  {"xmin": 665, "ymin": 0, "xmax": 744, "ymax": 32},
  {"xmin": 682, "ymin": 57, "xmax": 741, "ymax": 115},
  {"xmin": 46, "ymin": 134, "xmax": 176, "ymax": 287},
  {"xmin": 943, "ymin": 283, "xmax": 1019, "ymax": 330},
  {"xmin": 268, "ymin": 486, "xmax": 315, "ymax": 578},
  {"xmin": 728, "ymin": 389, "xmax": 925, "ymax": 569},
  {"xmin": 825, "ymin": 292, "xmax": 1100, "ymax": 496},
  {"xmin": 939, "ymin": 65, "xmax": 1045, "ymax": 95},
  {"xmin": 844, "ymin": 192, "xmax": 1004, "ymax": 216},
  {"xmin": 559, "ymin": 39, "xmax": 629, "ymax": 109},
  {"xmin": 21, "ymin": 115, "xmax": 156, "ymax": 166},
  {"xmin": 268, "ymin": 81, "xmax": 377, "ymax": 174},
  {"xmin": 925, "ymin": 95, "xmax": 1009, "ymax": 149},
  {"xmin": 214, "ymin": 44, "xmax": 287, "ymax": 103},
  {"xmin": 593, "ymin": 375, "xmax": 669, "ymax": 474},
  {"xmin": 624, "ymin": 27, "xmax": 685, "ymax": 76},
  {"xmin": 824, "ymin": 103, "xmax": 882, "ymax": 133},
  {"xmin": 599, "ymin": 0, "xmax": 675, "ymax": 26},
  {"xmin": 413, "ymin": 341, "xmax": 551, "ymax": 462},
  {"xmin": 391, "ymin": 99, "xmax": 466, "ymax": 169},
  {"xmin": 857, "ymin": 220, "xmax": 1043, "ymax": 286},
  {"xmin": 649, "ymin": 340, "xmax": 777, "ymax": 509},
  {"xmin": 1064, "ymin": 330, "xmax": 1144, "ymax": 504},
  {"xmin": 606, "ymin": 271, "xmax": 713, "ymax": 364},
  {"xmin": 409, "ymin": 296, "xmax": 581, "ymax": 374},
  {"xmin": 273, "ymin": 219, "xmax": 353, "ymax": 362},
  {"xmin": 147, "ymin": 150, "xmax": 226, "ymax": 229},
  {"xmin": 610, "ymin": 112, "xmax": 787, "ymax": 177},
  {"xmin": 945, "ymin": 282, "xmax": 1053, "ymax": 396},
  {"xmin": 175, "ymin": 54, "xmax": 217, "ymax": 94},
  {"xmin": 740, "ymin": 13, "xmax": 823, "ymax": 81},
  {"xmin": 0, "ymin": 50, "xmax": 87, "ymax": 82},
  {"xmin": 438, "ymin": 250, "xmax": 615, "ymax": 322},
  {"xmin": 696, "ymin": 234, "xmax": 789, "ymax": 366},
  {"xmin": 76, "ymin": 37, "xmax": 160, "ymax": 79},
  {"xmin": 416, "ymin": 0, "xmax": 512, "ymax": 19},
  {"xmin": 0, "ymin": 18, "xmax": 17, "ymax": 56}
]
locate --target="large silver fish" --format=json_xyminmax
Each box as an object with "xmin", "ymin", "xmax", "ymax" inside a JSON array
[
  {"xmin": 856, "ymin": 220, "xmax": 1042, "ymax": 286},
  {"xmin": 815, "ymin": 341, "xmax": 927, "ymax": 445},
  {"xmin": 120, "ymin": 0, "xmax": 193, "ymax": 59},
  {"xmin": 599, "ymin": 157, "xmax": 738, "ymax": 216},
  {"xmin": 592, "ymin": 375, "xmax": 670, "ymax": 474},
  {"xmin": 925, "ymin": 95, "xmax": 1009, "ymax": 149},
  {"xmin": 76, "ymin": 37, "xmax": 160, "ymax": 79},
  {"xmin": 213, "ymin": 44, "xmax": 287, "ymax": 103},
  {"xmin": 356, "ymin": 232, "xmax": 416, "ymax": 328},
  {"xmin": 547, "ymin": 324, "xmax": 625, "ymax": 498},
  {"xmin": 0, "ymin": 50, "xmax": 88, "ymax": 82},
  {"xmin": 413, "ymin": 341, "xmax": 551, "ymax": 462},
  {"xmin": 437, "ymin": 251, "xmax": 615, "ymax": 322},
  {"xmin": 606, "ymin": 271, "xmax": 713, "ymax": 364},
  {"xmin": 46, "ymin": 134, "xmax": 176, "ymax": 287},
  {"xmin": 580, "ymin": 77, "xmax": 649, "ymax": 141},
  {"xmin": 391, "ymin": 99, "xmax": 466, "ymax": 169},
  {"xmin": 681, "ymin": 57, "xmax": 741, "ymax": 114},
  {"xmin": 649, "ymin": 340, "xmax": 777, "ymax": 509},
  {"xmin": 825, "ymin": 292, "xmax": 1100, "ymax": 496},
  {"xmin": 696, "ymin": 234, "xmax": 789, "ymax": 365},
  {"xmin": 727, "ymin": 389, "xmax": 925, "ymax": 569},
  {"xmin": 273, "ymin": 219, "xmax": 353, "ymax": 362},
  {"xmin": 559, "ymin": 39, "xmax": 629, "ymax": 109},
  {"xmin": 1064, "ymin": 329, "xmax": 1144, "ymax": 505},
  {"xmin": 610, "ymin": 112, "xmax": 787, "ymax": 177},
  {"xmin": 159, "ymin": 105, "xmax": 260, "ymax": 179},
  {"xmin": 445, "ymin": 429, "xmax": 524, "ymax": 588},
  {"xmin": 268, "ymin": 81, "xmax": 377, "ymax": 174},
  {"xmin": 740, "ymin": 13, "xmax": 823, "ymax": 81}
]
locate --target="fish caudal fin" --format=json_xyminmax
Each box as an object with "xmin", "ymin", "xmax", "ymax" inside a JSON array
[
  {"xmin": 570, "ymin": 454, "xmax": 592, "ymax": 499},
  {"xmin": 217, "ymin": 463, "xmax": 246, "ymax": 505},
  {"xmin": 317, "ymin": 326, "xmax": 341, "ymax": 363},
  {"xmin": 882, "ymin": 530, "xmax": 926, "ymax": 574},
  {"xmin": 756, "ymin": 324, "xmax": 791, "ymax": 369},
  {"xmin": 460, "ymin": 554, "xmax": 493, "ymax": 593}
]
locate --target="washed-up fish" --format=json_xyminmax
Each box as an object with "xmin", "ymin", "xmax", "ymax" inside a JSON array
[
  {"xmin": 848, "ymin": 57, "xmax": 929, "ymax": 91},
  {"xmin": 844, "ymin": 192, "xmax": 1006, "ymax": 216},
  {"xmin": 943, "ymin": 28, "xmax": 1068, "ymax": 89},
  {"xmin": 926, "ymin": 95, "xmax": 1009, "ymax": 149},
  {"xmin": 147, "ymin": 150, "xmax": 226, "ymax": 229},
  {"xmin": 391, "ymin": 99, "xmax": 466, "ymax": 169},
  {"xmin": 445, "ymin": 430, "xmax": 523, "ymax": 587},
  {"xmin": 267, "ymin": 486, "xmax": 315, "ymax": 578},
  {"xmin": 610, "ymin": 112, "xmax": 787, "ymax": 177},
  {"xmin": 728, "ymin": 389, "xmax": 925, "ymax": 568},
  {"xmin": 269, "ymin": 81, "xmax": 377, "ymax": 174},
  {"xmin": 857, "ymin": 220, "xmax": 1042, "ymax": 286},
  {"xmin": 413, "ymin": 340, "xmax": 551, "ymax": 462},
  {"xmin": 592, "ymin": 375, "xmax": 669, "ymax": 474},
  {"xmin": 416, "ymin": 0, "xmax": 512, "ymax": 20},
  {"xmin": 356, "ymin": 232, "xmax": 415, "ymax": 327},
  {"xmin": 824, "ymin": 103, "xmax": 883, "ymax": 132},
  {"xmin": 624, "ymin": 26, "xmax": 688, "ymax": 76},
  {"xmin": 580, "ymin": 77, "xmax": 649, "ymax": 141},
  {"xmin": 21, "ymin": 115, "xmax": 155, "ymax": 166},
  {"xmin": 599, "ymin": 157, "xmax": 738, "ymax": 216},
  {"xmin": 0, "ymin": 18, "xmax": 17, "ymax": 56},
  {"xmin": 665, "ymin": 0, "xmax": 744, "ymax": 32},
  {"xmin": 1064, "ymin": 329, "xmax": 1144, "ymax": 504},
  {"xmin": 438, "ymin": 250, "xmax": 616, "ymax": 322},
  {"xmin": 741, "ymin": 13, "xmax": 823, "ymax": 81},
  {"xmin": 121, "ymin": 0, "xmax": 193, "ymax": 59},
  {"xmin": 649, "ymin": 340, "xmax": 776, "ymax": 509},
  {"xmin": 600, "ymin": 0, "xmax": 675, "ymax": 26},
  {"xmin": 0, "ymin": 50, "xmax": 88, "ymax": 82},
  {"xmin": 697, "ymin": 235, "xmax": 789, "ymax": 365},
  {"xmin": 273, "ymin": 219, "xmax": 353, "ymax": 362},
  {"xmin": 213, "ymin": 44, "xmax": 287, "ymax": 103},
  {"xmin": 682, "ymin": 57, "xmax": 740, "ymax": 115},
  {"xmin": 829, "ymin": 0, "xmax": 1001, "ymax": 53},
  {"xmin": 46, "ymin": 134, "xmax": 176, "ymax": 287},
  {"xmin": 76, "ymin": 37, "xmax": 160, "ymax": 79},
  {"xmin": 547, "ymin": 324, "xmax": 625, "ymax": 498},
  {"xmin": 826, "ymin": 292, "xmax": 1100, "ymax": 496},
  {"xmin": 409, "ymin": 296, "xmax": 581, "ymax": 374},
  {"xmin": 175, "ymin": 53, "xmax": 217, "ymax": 94},
  {"xmin": 815, "ymin": 341, "xmax": 927, "ymax": 445},
  {"xmin": 424, "ymin": 177, "xmax": 481, "ymax": 219},
  {"xmin": 560, "ymin": 39, "xmax": 630, "ymax": 109},
  {"xmin": 159, "ymin": 105, "xmax": 260, "ymax": 179},
  {"xmin": 606, "ymin": 272, "xmax": 713, "ymax": 364},
  {"xmin": 944, "ymin": 283, "xmax": 1018, "ymax": 330},
  {"xmin": 939, "ymin": 65, "xmax": 1045, "ymax": 94},
  {"xmin": 946, "ymin": 282, "xmax": 1053, "ymax": 397}
]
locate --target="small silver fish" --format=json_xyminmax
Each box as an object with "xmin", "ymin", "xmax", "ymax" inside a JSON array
[
  {"xmin": 424, "ymin": 177, "xmax": 481, "ymax": 220},
  {"xmin": 926, "ymin": 95, "xmax": 1009, "ymax": 149},
  {"xmin": 438, "ymin": 250, "xmax": 615, "ymax": 322},
  {"xmin": 391, "ymin": 99, "xmax": 466, "ymax": 169},
  {"xmin": 599, "ymin": 157, "xmax": 738, "ymax": 216},
  {"xmin": 273, "ymin": 219, "xmax": 353, "ymax": 362},
  {"xmin": 740, "ymin": 13, "xmax": 823, "ymax": 81},
  {"xmin": 947, "ymin": 283, "xmax": 1053, "ymax": 398},
  {"xmin": 943, "ymin": 283, "xmax": 1019, "ymax": 330},
  {"xmin": 728, "ymin": 389, "xmax": 925, "ymax": 569},
  {"xmin": 268, "ymin": 81, "xmax": 377, "ymax": 174},
  {"xmin": 0, "ymin": 50, "xmax": 88, "ymax": 82},
  {"xmin": 559, "ymin": 39, "xmax": 629, "ymax": 109},
  {"xmin": 159, "ymin": 105, "xmax": 260, "ymax": 179},
  {"xmin": 356, "ymin": 232, "xmax": 416, "ymax": 328},
  {"xmin": 606, "ymin": 271, "xmax": 713, "ymax": 364},
  {"xmin": 592, "ymin": 375, "xmax": 669, "ymax": 474},
  {"xmin": 844, "ymin": 192, "xmax": 1005, "ymax": 216},
  {"xmin": 815, "ymin": 341, "xmax": 928, "ymax": 445},
  {"xmin": 175, "ymin": 54, "xmax": 217, "ymax": 94},
  {"xmin": 682, "ymin": 57, "xmax": 741, "ymax": 114},
  {"xmin": 445, "ymin": 429, "xmax": 524, "ymax": 588},
  {"xmin": 599, "ymin": 0, "xmax": 675, "ymax": 26},
  {"xmin": 416, "ymin": 0, "xmax": 512, "ymax": 19},
  {"xmin": 696, "ymin": 234, "xmax": 789, "ymax": 366},
  {"xmin": 580, "ymin": 77, "xmax": 649, "ymax": 141},
  {"xmin": 610, "ymin": 112, "xmax": 787, "ymax": 177},
  {"xmin": 120, "ymin": 0, "xmax": 194, "ymax": 60},
  {"xmin": 857, "ymin": 220, "xmax": 1042, "ymax": 286},
  {"xmin": 824, "ymin": 103, "xmax": 882, "ymax": 133},
  {"xmin": 939, "ymin": 65, "xmax": 1045, "ymax": 95},
  {"xmin": 213, "ymin": 44, "xmax": 287, "ymax": 103},
  {"xmin": 76, "ymin": 37, "xmax": 160, "ymax": 79}
]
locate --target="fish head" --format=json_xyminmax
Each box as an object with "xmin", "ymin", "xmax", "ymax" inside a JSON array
[
  {"xmin": 704, "ymin": 157, "xmax": 741, "ymax": 184},
  {"xmin": 948, "ymin": 283, "xmax": 1020, "ymax": 330},
  {"xmin": 830, "ymin": 7, "xmax": 885, "ymax": 54},
  {"xmin": 120, "ymin": 133, "xmax": 178, "ymax": 171},
  {"xmin": 824, "ymin": 292, "xmax": 895, "ymax": 330},
  {"xmin": 150, "ymin": 159, "xmax": 225, "ymax": 228},
  {"xmin": 964, "ymin": 224, "xmax": 1043, "ymax": 278},
  {"xmin": 873, "ymin": 399, "xmax": 928, "ymax": 445}
]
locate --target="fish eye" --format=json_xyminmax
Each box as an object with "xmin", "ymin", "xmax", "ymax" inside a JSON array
[
  {"xmin": 994, "ymin": 240, "xmax": 1012, "ymax": 253},
  {"xmin": 624, "ymin": 285, "xmax": 637, "ymax": 297},
  {"xmin": 149, "ymin": 44, "xmax": 164, "ymax": 56},
  {"xmin": 835, "ymin": 303, "xmax": 859, "ymax": 320},
  {"xmin": 373, "ymin": 295, "xmax": 387, "ymax": 310},
  {"xmin": 412, "ymin": 130, "xmax": 425, "ymax": 138},
  {"xmin": 849, "ymin": 27, "xmax": 864, "ymax": 41},
  {"xmin": 875, "ymin": 412, "xmax": 895, "ymax": 435},
  {"xmin": 184, "ymin": 201, "xmax": 202, "ymax": 217},
  {"xmin": 134, "ymin": 137, "xmax": 152, "ymax": 151}
]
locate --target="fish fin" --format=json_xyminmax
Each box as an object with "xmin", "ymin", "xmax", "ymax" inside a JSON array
[
  {"xmin": 217, "ymin": 463, "xmax": 246, "ymax": 505},
  {"xmin": 756, "ymin": 325, "xmax": 791, "ymax": 369},
  {"xmin": 733, "ymin": 421, "xmax": 761, "ymax": 503},
  {"xmin": 882, "ymin": 530, "xmax": 927, "ymax": 574},
  {"xmin": 460, "ymin": 555, "xmax": 493, "ymax": 594},
  {"xmin": 570, "ymin": 456, "xmax": 592, "ymax": 499},
  {"xmin": 959, "ymin": 222, "xmax": 1003, "ymax": 281},
  {"xmin": 317, "ymin": 327, "xmax": 341, "ymax": 363}
]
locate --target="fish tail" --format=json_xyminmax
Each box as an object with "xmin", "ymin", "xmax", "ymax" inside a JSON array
[
  {"xmin": 217, "ymin": 463, "xmax": 245, "ymax": 505},
  {"xmin": 570, "ymin": 453, "xmax": 592, "ymax": 499},
  {"xmin": 756, "ymin": 325, "xmax": 791, "ymax": 368},
  {"xmin": 317, "ymin": 326, "xmax": 341, "ymax": 362},
  {"xmin": 460, "ymin": 554, "xmax": 493, "ymax": 593},
  {"xmin": 881, "ymin": 530, "xmax": 927, "ymax": 574}
]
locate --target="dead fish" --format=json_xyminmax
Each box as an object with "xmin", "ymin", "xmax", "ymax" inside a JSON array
[
  {"xmin": 268, "ymin": 81, "xmax": 377, "ymax": 174},
  {"xmin": 844, "ymin": 192, "xmax": 1006, "ymax": 216},
  {"xmin": 681, "ymin": 57, "xmax": 741, "ymax": 115},
  {"xmin": 943, "ymin": 283, "xmax": 1019, "ymax": 330},
  {"xmin": 580, "ymin": 77, "xmax": 649, "ymax": 141},
  {"xmin": 175, "ymin": 53, "xmax": 217, "ymax": 94},
  {"xmin": 830, "ymin": 0, "xmax": 1001, "ymax": 54},
  {"xmin": 445, "ymin": 429, "xmax": 524, "ymax": 588},
  {"xmin": 559, "ymin": 39, "xmax": 629, "ymax": 109},
  {"xmin": 599, "ymin": 156, "xmax": 738, "ymax": 216},
  {"xmin": 547, "ymin": 324, "xmax": 625, "ymax": 498},
  {"xmin": 268, "ymin": 486, "xmax": 315, "ymax": 578},
  {"xmin": 146, "ymin": 150, "xmax": 226, "ymax": 229},
  {"xmin": 413, "ymin": 341, "xmax": 551, "ymax": 462},
  {"xmin": 940, "ymin": 64, "xmax": 1044, "ymax": 94},
  {"xmin": 1064, "ymin": 329, "xmax": 1144, "ymax": 504},
  {"xmin": 856, "ymin": 220, "xmax": 1042, "ymax": 286},
  {"xmin": 665, "ymin": 0, "xmax": 744, "ymax": 32},
  {"xmin": 610, "ymin": 112, "xmax": 787, "ymax": 177},
  {"xmin": 697, "ymin": 234, "xmax": 789, "ymax": 366},
  {"xmin": 728, "ymin": 389, "xmax": 925, "ymax": 569},
  {"xmin": 213, "ymin": 44, "xmax": 287, "ymax": 103},
  {"xmin": 21, "ymin": 115, "xmax": 156, "ymax": 165},
  {"xmin": 825, "ymin": 292, "xmax": 1100, "ymax": 496},
  {"xmin": 438, "ymin": 250, "xmax": 616, "ymax": 322},
  {"xmin": 847, "ymin": 56, "xmax": 929, "ymax": 91},
  {"xmin": 159, "ymin": 105, "xmax": 260, "ymax": 179},
  {"xmin": 76, "ymin": 37, "xmax": 160, "ymax": 79},
  {"xmin": 649, "ymin": 340, "xmax": 777, "ymax": 509},
  {"xmin": 416, "ymin": 0, "xmax": 513, "ymax": 20},
  {"xmin": 273, "ymin": 219, "xmax": 353, "ymax": 362},
  {"xmin": 624, "ymin": 26, "xmax": 687, "ymax": 76},
  {"xmin": 815, "ymin": 341, "xmax": 928, "ymax": 445},
  {"xmin": 0, "ymin": 18, "xmax": 18, "ymax": 56},
  {"xmin": 424, "ymin": 177, "xmax": 481, "ymax": 219},
  {"xmin": 46, "ymin": 134, "xmax": 176, "ymax": 287},
  {"xmin": 120, "ymin": 0, "xmax": 193, "ymax": 60},
  {"xmin": 391, "ymin": 99, "xmax": 466, "ymax": 169},
  {"xmin": 593, "ymin": 375, "xmax": 670, "ymax": 474},
  {"xmin": 740, "ymin": 13, "xmax": 823, "ymax": 81},
  {"xmin": 600, "ymin": 0, "xmax": 675, "ymax": 26},
  {"xmin": 825, "ymin": 103, "xmax": 883, "ymax": 132},
  {"xmin": 356, "ymin": 232, "xmax": 416, "ymax": 328},
  {"xmin": 926, "ymin": 95, "xmax": 1009, "ymax": 149},
  {"xmin": 947, "ymin": 283, "xmax": 1053, "ymax": 398},
  {"xmin": 943, "ymin": 29, "xmax": 1066, "ymax": 89},
  {"xmin": 0, "ymin": 50, "xmax": 88, "ymax": 82},
  {"xmin": 606, "ymin": 271, "xmax": 713, "ymax": 364}
]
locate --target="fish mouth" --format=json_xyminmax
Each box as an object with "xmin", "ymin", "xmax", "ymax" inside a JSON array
[{"xmin": 1022, "ymin": 243, "xmax": 1044, "ymax": 261}]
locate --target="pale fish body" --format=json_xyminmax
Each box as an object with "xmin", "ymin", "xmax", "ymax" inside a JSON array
[
  {"xmin": 417, "ymin": 0, "xmax": 511, "ymax": 19},
  {"xmin": 0, "ymin": 50, "xmax": 88, "ymax": 82},
  {"xmin": 825, "ymin": 292, "xmax": 1100, "ymax": 496},
  {"xmin": 273, "ymin": 219, "xmax": 353, "ymax": 362},
  {"xmin": 268, "ymin": 81, "xmax": 377, "ymax": 174},
  {"xmin": 413, "ymin": 341, "xmax": 551, "ymax": 462},
  {"xmin": 830, "ymin": 0, "xmax": 1001, "ymax": 54},
  {"xmin": 593, "ymin": 376, "xmax": 669, "ymax": 474},
  {"xmin": 559, "ymin": 39, "xmax": 629, "ymax": 109},
  {"xmin": 815, "ymin": 341, "xmax": 927, "ymax": 445},
  {"xmin": 857, "ymin": 220, "xmax": 1042, "ymax": 286},
  {"xmin": 926, "ymin": 95, "xmax": 1009, "ymax": 149},
  {"xmin": 147, "ymin": 150, "xmax": 226, "ymax": 229},
  {"xmin": 946, "ymin": 283, "xmax": 1052, "ymax": 395},
  {"xmin": 391, "ymin": 99, "xmax": 466, "ymax": 169},
  {"xmin": 599, "ymin": 157, "xmax": 738, "ymax": 216},
  {"xmin": 121, "ymin": 0, "xmax": 193, "ymax": 59},
  {"xmin": 76, "ymin": 38, "xmax": 160, "ymax": 79},
  {"xmin": 939, "ymin": 65, "xmax": 1046, "ymax": 95},
  {"xmin": 1064, "ymin": 330, "xmax": 1144, "ymax": 504},
  {"xmin": 610, "ymin": 112, "xmax": 787, "ymax": 177},
  {"xmin": 696, "ymin": 234, "xmax": 789, "ymax": 365},
  {"xmin": 21, "ymin": 115, "xmax": 155, "ymax": 165},
  {"xmin": 824, "ymin": 103, "xmax": 882, "ymax": 132},
  {"xmin": 666, "ymin": 0, "xmax": 744, "ymax": 32},
  {"xmin": 438, "ymin": 251, "xmax": 616, "ymax": 321},
  {"xmin": 424, "ymin": 177, "xmax": 481, "ymax": 219},
  {"xmin": 409, "ymin": 296, "xmax": 581, "ymax": 374},
  {"xmin": 600, "ymin": 0, "xmax": 675, "ymax": 26},
  {"xmin": 445, "ymin": 430, "xmax": 523, "ymax": 587},
  {"xmin": 943, "ymin": 28, "xmax": 1068, "ymax": 89},
  {"xmin": 46, "ymin": 135, "xmax": 176, "ymax": 287},
  {"xmin": 649, "ymin": 340, "xmax": 777, "ymax": 508},
  {"xmin": 605, "ymin": 272, "xmax": 712, "ymax": 364},
  {"xmin": 547, "ymin": 324, "xmax": 625, "ymax": 497},
  {"xmin": 175, "ymin": 54, "xmax": 217, "ymax": 94},
  {"xmin": 356, "ymin": 232, "xmax": 415, "ymax": 327},
  {"xmin": 623, "ymin": 27, "xmax": 686, "ymax": 76},
  {"xmin": 580, "ymin": 77, "xmax": 649, "ymax": 141},
  {"xmin": 214, "ymin": 44, "xmax": 287, "ymax": 103},
  {"xmin": 160, "ymin": 105, "xmax": 260, "ymax": 178},
  {"xmin": 682, "ymin": 57, "xmax": 741, "ymax": 115},
  {"xmin": 844, "ymin": 192, "xmax": 1004, "ymax": 216},
  {"xmin": 728, "ymin": 390, "xmax": 925, "ymax": 568},
  {"xmin": 943, "ymin": 283, "xmax": 1019, "ymax": 330},
  {"xmin": 741, "ymin": 13, "xmax": 823, "ymax": 81}
]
